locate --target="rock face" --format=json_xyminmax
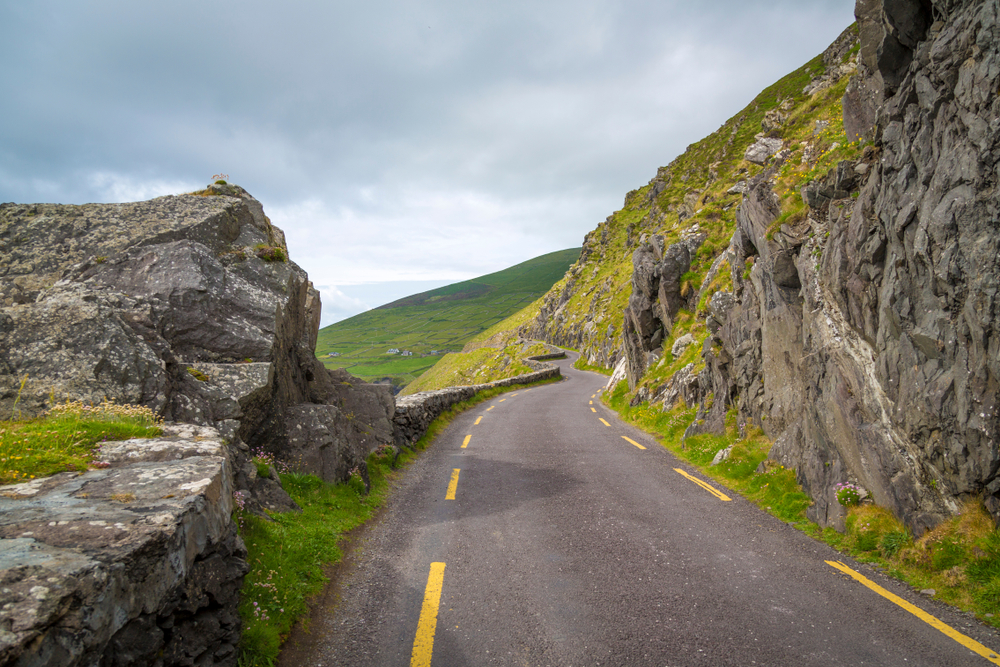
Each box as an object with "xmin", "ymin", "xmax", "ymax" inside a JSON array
[
  {"xmin": 621, "ymin": 231, "xmax": 706, "ymax": 389},
  {"xmin": 0, "ymin": 185, "xmax": 400, "ymax": 664},
  {"xmin": 0, "ymin": 424, "xmax": 246, "ymax": 666},
  {"xmin": 0, "ymin": 184, "xmax": 393, "ymax": 493},
  {"xmin": 671, "ymin": 0, "xmax": 1000, "ymax": 534}
]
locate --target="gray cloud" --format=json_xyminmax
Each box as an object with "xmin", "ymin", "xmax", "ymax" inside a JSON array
[{"xmin": 0, "ymin": 0, "xmax": 856, "ymax": 324}]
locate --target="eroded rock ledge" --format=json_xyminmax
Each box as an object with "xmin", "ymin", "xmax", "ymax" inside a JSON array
[{"xmin": 0, "ymin": 424, "xmax": 246, "ymax": 667}]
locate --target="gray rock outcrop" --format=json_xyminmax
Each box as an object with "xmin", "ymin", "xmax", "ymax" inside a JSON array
[
  {"xmin": 668, "ymin": 0, "xmax": 1000, "ymax": 534},
  {"xmin": 0, "ymin": 424, "xmax": 246, "ymax": 666},
  {"xmin": 0, "ymin": 185, "xmax": 393, "ymax": 494},
  {"xmin": 621, "ymin": 232, "xmax": 705, "ymax": 389}
]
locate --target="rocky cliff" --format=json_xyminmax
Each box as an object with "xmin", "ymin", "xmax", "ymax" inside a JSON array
[
  {"xmin": 529, "ymin": 0, "xmax": 1000, "ymax": 535},
  {"xmin": 0, "ymin": 183, "xmax": 396, "ymax": 496},
  {"xmin": 0, "ymin": 184, "xmax": 397, "ymax": 665}
]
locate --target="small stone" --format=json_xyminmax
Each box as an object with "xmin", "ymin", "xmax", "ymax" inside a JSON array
[{"xmin": 919, "ymin": 589, "xmax": 936, "ymax": 596}]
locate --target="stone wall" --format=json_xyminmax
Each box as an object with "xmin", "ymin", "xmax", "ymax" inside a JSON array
[
  {"xmin": 0, "ymin": 424, "xmax": 246, "ymax": 667},
  {"xmin": 392, "ymin": 354, "xmax": 563, "ymax": 447}
]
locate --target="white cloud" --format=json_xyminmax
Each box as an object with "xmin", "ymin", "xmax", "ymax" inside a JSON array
[{"xmin": 86, "ymin": 172, "xmax": 202, "ymax": 203}]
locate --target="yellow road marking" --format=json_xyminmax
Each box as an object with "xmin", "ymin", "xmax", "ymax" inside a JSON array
[
  {"xmin": 673, "ymin": 468, "xmax": 732, "ymax": 501},
  {"xmin": 826, "ymin": 560, "xmax": 1000, "ymax": 663},
  {"xmin": 474, "ymin": 416, "xmax": 482, "ymax": 425},
  {"xmin": 411, "ymin": 562, "xmax": 446, "ymax": 667},
  {"xmin": 589, "ymin": 400, "xmax": 593, "ymax": 405},
  {"xmin": 512, "ymin": 393, "xmax": 519, "ymax": 396},
  {"xmin": 591, "ymin": 407, "xmax": 597, "ymax": 413},
  {"xmin": 499, "ymin": 398, "xmax": 506, "ymax": 403},
  {"xmin": 591, "ymin": 394, "xmax": 596, "ymax": 399},
  {"xmin": 599, "ymin": 418, "xmax": 610, "ymax": 426},
  {"xmin": 462, "ymin": 435, "xmax": 471, "ymax": 448},
  {"xmin": 487, "ymin": 406, "xmax": 495, "ymax": 412},
  {"xmin": 621, "ymin": 436, "xmax": 646, "ymax": 450},
  {"xmin": 445, "ymin": 469, "xmax": 460, "ymax": 500}
]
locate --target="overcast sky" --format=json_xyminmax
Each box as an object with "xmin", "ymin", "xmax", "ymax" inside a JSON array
[{"xmin": 0, "ymin": 0, "xmax": 855, "ymax": 325}]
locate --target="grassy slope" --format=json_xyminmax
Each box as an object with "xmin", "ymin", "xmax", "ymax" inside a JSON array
[
  {"xmin": 315, "ymin": 248, "xmax": 579, "ymax": 388},
  {"xmin": 410, "ymin": 29, "xmax": 863, "ymax": 389}
]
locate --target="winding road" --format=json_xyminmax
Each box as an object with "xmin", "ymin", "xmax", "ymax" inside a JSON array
[{"xmin": 280, "ymin": 353, "xmax": 1000, "ymax": 666}]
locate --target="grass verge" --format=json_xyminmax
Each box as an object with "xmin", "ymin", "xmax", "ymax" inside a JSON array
[
  {"xmin": 0, "ymin": 400, "xmax": 163, "ymax": 484},
  {"xmin": 604, "ymin": 379, "xmax": 1000, "ymax": 628},
  {"xmin": 236, "ymin": 375, "xmax": 563, "ymax": 666}
]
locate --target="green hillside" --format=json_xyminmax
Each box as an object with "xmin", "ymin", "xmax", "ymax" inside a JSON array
[
  {"xmin": 406, "ymin": 26, "xmax": 863, "ymax": 392},
  {"xmin": 315, "ymin": 247, "xmax": 580, "ymax": 389}
]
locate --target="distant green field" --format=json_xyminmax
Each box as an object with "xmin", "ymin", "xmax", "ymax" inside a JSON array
[{"xmin": 316, "ymin": 247, "xmax": 580, "ymax": 389}]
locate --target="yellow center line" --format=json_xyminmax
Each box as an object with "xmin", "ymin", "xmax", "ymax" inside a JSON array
[
  {"xmin": 445, "ymin": 469, "xmax": 460, "ymax": 500},
  {"xmin": 621, "ymin": 436, "xmax": 646, "ymax": 450},
  {"xmin": 591, "ymin": 407, "xmax": 597, "ymax": 413},
  {"xmin": 498, "ymin": 398, "xmax": 506, "ymax": 403},
  {"xmin": 474, "ymin": 416, "xmax": 482, "ymax": 425},
  {"xmin": 826, "ymin": 560, "xmax": 1000, "ymax": 663},
  {"xmin": 411, "ymin": 562, "xmax": 446, "ymax": 667},
  {"xmin": 599, "ymin": 418, "xmax": 610, "ymax": 426},
  {"xmin": 486, "ymin": 406, "xmax": 495, "ymax": 412},
  {"xmin": 512, "ymin": 393, "xmax": 519, "ymax": 396},
  {"xmin": 673, "ymin": 468, "xmax": 732, "ymax": 501},
  {"xmin": 591, "ymin": 394, "xmax": 596, "ymax": 399},
  {"xmin": 589, "ymin": 400, "xmax": 593, "ymax": 405},
  {"xmin": 462, "ymin": 435, "xmax": 471, "ymax": 448}
]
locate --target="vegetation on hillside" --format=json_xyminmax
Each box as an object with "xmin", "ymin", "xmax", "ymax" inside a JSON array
[
  {"xmin": 415, "ymin": 27, "xmax": 863, "ymax": 387},
  {"xmin": 315, "ymin": 248, "xmax": 578, "ymax": 390}
]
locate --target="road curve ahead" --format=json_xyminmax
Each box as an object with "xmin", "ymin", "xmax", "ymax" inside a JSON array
[{"xmin": 282, "ymin": 352, "xmax": 1000, "ymax": 667}]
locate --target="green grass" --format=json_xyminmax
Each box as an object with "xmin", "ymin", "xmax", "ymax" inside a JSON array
[
  {"xmin": 235, "ymin": 376, "xmax": 561, "ymax": 666},
  {"xmin": 235, "ymin": 452, "xmax": 394, "ymax": 666},
  {"xmin": 0, "ymin": 400, "xmax": 163, "ymax": 484},
  {"xmin": 316, "ymin": 249, "xmax": 579, "ymax": 390}
]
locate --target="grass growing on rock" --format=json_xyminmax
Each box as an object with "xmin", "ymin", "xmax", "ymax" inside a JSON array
[
  {"xmin": 812, "ymin": 500, "xmax": 1000, "ymax": 628},
  {"xmin": 235, "ymin": 376, "xmax": 561, "ymax": 666},
  {"xmin": 0, "ymin": 400, "xmax": 163, "ymax": 484}
]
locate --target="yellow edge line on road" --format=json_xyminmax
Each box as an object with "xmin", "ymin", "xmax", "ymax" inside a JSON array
[
  {"xmin": 411, "ymin": 562, "xmax": 446, "ymax": 667},
  {"xmin": 462, "ymin": 435, "xmax": 471, "ymax": 449},
  {"xmin": 599, "ymin": 418, "xmax": 610, "ymax": 426},
  {"xmin": 474, "ymin": 416, "xmax": 482, "ymax": 425},
  {"xmin": 445, "ymin": 469, "xmax": 460, "ymax": 500},
  {"xmin": 826, "ymin": 560, "xmax": 1000, "ymax": 664},
  {"xmin": 673, "ymin": 468, "xmax": 731, "ymax": 501},
  {"xmin": 621, "ymin": 436, "xmax": 646, "ymax": 450}
]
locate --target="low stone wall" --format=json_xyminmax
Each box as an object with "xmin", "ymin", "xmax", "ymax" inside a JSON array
[
  {"xmin": 0, "ymin": 424, "xmax": 247, "ymax": 667},
  {"xmin": 392, "ymin": 354, "xmax": 563, "ymax": 447}
]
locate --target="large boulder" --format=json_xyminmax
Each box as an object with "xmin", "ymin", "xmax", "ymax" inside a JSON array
[{"xmin": 0, "ymin": 185, "xmax": 391, "ymax": 494}]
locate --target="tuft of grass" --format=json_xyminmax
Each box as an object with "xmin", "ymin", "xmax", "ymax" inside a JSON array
[
  {"xmin": 0, "ymin": 400, "xmax": 163, "ymax": 484},
  {"xmin": 187, "ymin": 367, "xmax": 209, "ymax": 382},
  {"xmin": 254, "ymin": 244, "xmax": 287, "ymax": 263}
]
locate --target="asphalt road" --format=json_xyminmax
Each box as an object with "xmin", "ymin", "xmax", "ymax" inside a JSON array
[{"xmin": 280, "ymin": 353, "xmax": 1000, "ymax": 666}]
